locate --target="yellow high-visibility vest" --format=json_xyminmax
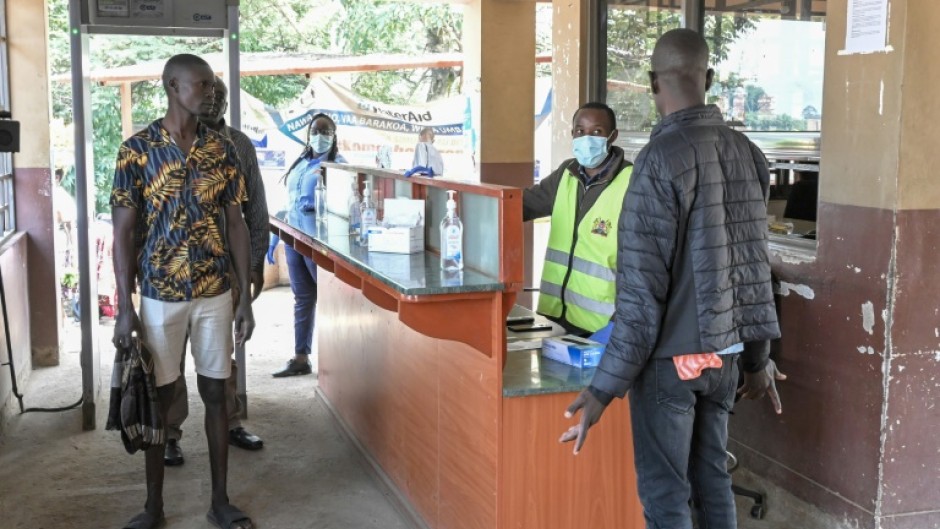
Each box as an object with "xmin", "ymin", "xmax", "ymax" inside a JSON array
[{"xmin": 537, "ymin": 165, "xmax": 632, "ymax": 333}]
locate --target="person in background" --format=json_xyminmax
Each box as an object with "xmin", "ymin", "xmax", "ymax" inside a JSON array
[
  {"xmin": 559, "ymin": 29, "xmax": 784, "ymax": 529},
  {"xmin": 406, "ymin": 126, "xmax": 444, "ymax": 176},
  {"xmin": 163, "ymin": 77, "xmax": 270, "ymax": 468},
  {"xmin": 522, "ymin": 102, "xmax": 631, "ymax": 342},
  {"xmin": 111, "ymin": 53, "xmax": 255, "ymax": 529},
  {"xmin": 53, "ymin": 167, "xmax": 76, "ymax": 257},
  {"xmin": 53, "ymin": 167, "xmax": 80, "ymax": 319},
  {"xmin": 268, "ymin": 113, "xmax": 347, "ymax": 378}
]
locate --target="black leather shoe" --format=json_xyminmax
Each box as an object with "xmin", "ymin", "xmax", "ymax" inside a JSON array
[
  {"xmin": 229, "ymin": 427, "xmax": 264, "ymax": 450},
  {"xmin": 164, "ymin": 439, "xmax": 184, "ymax": 466},
  {"xmin": 272, "ymin": 358, "xmax": 312, "ymax": 378}
]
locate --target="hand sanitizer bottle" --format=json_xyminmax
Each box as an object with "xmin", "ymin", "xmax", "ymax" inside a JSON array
[
  {"xmin": 314, "ymin": 175, "xmax": 327, "ymax": 221},
  {"xmin": 347, "ymin": 180, "xmax": 361, "ymax": 236},
  {"xmin": 359, "ymin": 182, "xmax": 377, "ymax": 245},
  {"xmin": 440, "ymin": 190, "xmax": 463, "ymax": 271}
]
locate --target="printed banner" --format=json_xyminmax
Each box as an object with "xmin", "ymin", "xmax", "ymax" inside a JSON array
[{"xmin": 265, "ymin": 78, "xmax": 473, "ymax": 173}]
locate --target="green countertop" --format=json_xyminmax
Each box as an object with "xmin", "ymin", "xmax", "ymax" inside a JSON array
[
  {"xmin": 502, "ymin": 349, "xmax": 597, "ymax": 398},
  {"xmin": 276, "ymin": 212, "xmax": 508, "ymax": 296},
  {"xmin": 276, "ymin": 218, "xmax": 596, "ymax": 397},
  {"xmin": 501, "ymin": 306, "xmax": 598, "ymax": 398}
]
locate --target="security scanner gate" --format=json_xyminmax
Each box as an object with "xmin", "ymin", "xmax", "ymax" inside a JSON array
[{"xmin": 69, "ymin": 0, "xmax": 243, "ymax": 429}]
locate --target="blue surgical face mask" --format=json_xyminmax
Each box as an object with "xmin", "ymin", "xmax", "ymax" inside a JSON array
[
  {"xmin": 310, "ymin": 134, "xmax": 334, "ymax": 155},
  {"xmin": 572, "ymin": 134, "xmax": 611, "ymax": 169}
]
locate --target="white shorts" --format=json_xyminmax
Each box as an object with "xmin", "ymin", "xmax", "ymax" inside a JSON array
[{"xmin": 139, "ymin": 293, "xmax": 234, "ymax": 387}]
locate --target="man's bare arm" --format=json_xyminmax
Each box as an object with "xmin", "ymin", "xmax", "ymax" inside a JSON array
[
  {"xmin": 225, "ymin": 204, "xmax": 255, "ymax": 345},
  {"xmin": 112, "ymin": 206, "xmax": 141, "ymax": 347}
]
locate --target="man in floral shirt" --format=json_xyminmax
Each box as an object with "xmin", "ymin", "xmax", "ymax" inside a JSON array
[{"xmin": 111, "ymin": 54, "xmax": 255, "ymax": 529}]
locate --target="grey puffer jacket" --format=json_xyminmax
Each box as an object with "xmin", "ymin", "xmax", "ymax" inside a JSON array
[{"xmin": 590, "ymin": 105, "xmax": 781, "ymax": 400}]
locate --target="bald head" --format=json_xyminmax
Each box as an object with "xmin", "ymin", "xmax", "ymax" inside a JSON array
[
  {"xmin": 162, "ymin": 54, "xmax": 212, "ymax": 92},
  {"xmin": 649, "ymin": 29, "xmax": 713, "ymax": 116},
  {"xmin": 651, "ymin": 29, "xmax": 709, "ymax": 74},
  {"xmin": 162, "ymin": 54, "xmax": 216, "ymax": 118}
]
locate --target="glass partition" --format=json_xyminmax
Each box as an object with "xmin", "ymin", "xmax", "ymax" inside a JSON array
[
  {"xmin": 705, "ymin": 1, "xmax": 826, "ymax": 132},
  {"xmin": 600, "ymin": 0, "xmax": 827, "ymax": 246}
]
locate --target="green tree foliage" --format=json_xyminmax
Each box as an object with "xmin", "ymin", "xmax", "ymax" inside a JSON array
[
  {"xmin": 238, "ymin": 0, "xmax": 332, "ymax": 106},
  {"xmin": 333, "ymin": 0, "xmax": 462, "ymax": 102},
  {"xmin": 746, "ymin": 113, "xmax": 806, "ymax": 131},
  {"xmin": 605, "ymin": 8, "xmax": 755, "ymax": 131}
]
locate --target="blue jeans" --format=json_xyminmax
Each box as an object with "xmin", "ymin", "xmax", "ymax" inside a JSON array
[
  {"xmin": 285, "ymin": 245, "xmax": 317, "ymax": 356},
  {"xmin": 629, "ymin": 355, "xmax": 739, "ymax": 529}
]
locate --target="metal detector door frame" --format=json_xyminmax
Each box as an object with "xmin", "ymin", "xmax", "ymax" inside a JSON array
[{"xmin": 68, "ymin": 0, "xmax": 242, "ymax": 430}]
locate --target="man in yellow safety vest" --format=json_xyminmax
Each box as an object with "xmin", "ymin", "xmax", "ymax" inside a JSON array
[{"xmin": 523, "ymin": 102, "xmax": 632, "ymax": 338}]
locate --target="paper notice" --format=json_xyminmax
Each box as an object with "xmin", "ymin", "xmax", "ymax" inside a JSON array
[{"xmin": 841, "ymin": 0, "xmax": 889, "ymax": 55}]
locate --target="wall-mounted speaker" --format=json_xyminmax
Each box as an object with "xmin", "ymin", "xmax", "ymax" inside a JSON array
[{"xmin": 0, "ymin": 118, "xmax": 19, "ymax": 153}]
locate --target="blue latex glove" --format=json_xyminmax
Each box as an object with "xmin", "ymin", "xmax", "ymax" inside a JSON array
[
  {"xmin": 267, "ymin": 235, "xmax": 280, "ymax": 265},
  {"xmin": 589, "ymin": 322, "xmax": 614, "ymax": 345},
  {"xmin": 404, "ymin": 166, "xmax": 435, "ymax": 178}
]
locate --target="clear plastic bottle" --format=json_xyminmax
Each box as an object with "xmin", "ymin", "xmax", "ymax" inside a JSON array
[
  {"xmin": 347, "ymin": 180, "xmax": 361, "ymax": 236},
  {"xmin": 359, "ymin": 182, "xmax": 377, "ymax": 245},
  {"xmin": 440, "ymin": 190, "xmax": 463, "ymax": 271},
  {"xmin": 314, "ymin": 174, "xmax": 327, "ymax": 221}
]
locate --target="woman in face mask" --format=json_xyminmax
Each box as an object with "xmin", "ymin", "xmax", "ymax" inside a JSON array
[
  {"xmin": 279, "ymin": 113, "xmax": 346, "ymax": 223},
  {"xmin": 269, "ymin": 113, "xmax": 347, "ymax": 378}
]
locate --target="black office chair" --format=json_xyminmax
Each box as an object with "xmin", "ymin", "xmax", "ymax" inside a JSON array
[
  {"xmin": 689, "ymin": 451, "xmax": 765, "ymax": 528},
  {"xmin": 728, "ymin": 450, "xmax": 766, "ymax": 519}
]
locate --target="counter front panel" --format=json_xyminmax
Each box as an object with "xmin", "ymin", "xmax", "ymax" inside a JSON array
[{"xmin": 270, "ymin": 164, "xmax": 643, "ymax": 529}]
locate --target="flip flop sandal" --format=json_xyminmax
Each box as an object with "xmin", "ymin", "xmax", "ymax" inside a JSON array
[
  {"xmin": 207, "ymin": 504, "xmax": 253, "ymax": 529},
  {"xmin": 123, "ymin": 511, "xmax": 165, "ymax": 529}
]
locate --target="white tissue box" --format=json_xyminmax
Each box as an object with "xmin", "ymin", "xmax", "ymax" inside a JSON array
[
  {"xmin": 368, "ymin": 199, "xmax": 425, "ymax": 254},
  {"xmin": 541, "ymin": 335, "xmax": 605, "ymax": 368},
  {"xmin": 368, "ymin": 226, "xmax": 424, "ymax": 254}
]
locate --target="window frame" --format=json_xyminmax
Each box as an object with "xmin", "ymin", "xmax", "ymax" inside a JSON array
[
  {"xmin": 591, "ymin": 0, "xmax": 823, "ymax": 255},
  {"xmin": 0, "ymin": 0, "xmax": 14, "ymax": 244}
]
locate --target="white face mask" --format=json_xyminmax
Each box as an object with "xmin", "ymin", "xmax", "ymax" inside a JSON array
[
  {"xmin": 310, "ymin": 134, "xmax": 334, "ymax": 155},
  {"xmin": 572, "ymin": 134, "xmax": 611, "ymax": 169}
]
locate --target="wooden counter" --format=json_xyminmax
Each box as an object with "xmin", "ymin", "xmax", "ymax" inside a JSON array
[{"xmin": 270, "ymin": 164, "xmax": 642, "ymax": 529}]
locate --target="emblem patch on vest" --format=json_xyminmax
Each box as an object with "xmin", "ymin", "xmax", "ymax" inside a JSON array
[{"xmin": 591, "ymin": 217, "xmax": 611, "ymax": 237}]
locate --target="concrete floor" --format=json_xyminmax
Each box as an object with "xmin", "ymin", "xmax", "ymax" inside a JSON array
[{"xmin": 0, "ymin": 287, "xmax": 839, "ymax": 529}]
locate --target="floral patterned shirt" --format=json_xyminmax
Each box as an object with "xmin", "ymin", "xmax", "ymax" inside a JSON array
[{"xmin": 110, "ymin": 119, "xmax": 246, "ymax": 302}]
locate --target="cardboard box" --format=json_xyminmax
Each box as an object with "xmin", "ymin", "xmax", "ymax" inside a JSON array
[
  {"xmin": 541, "ymin": 335, "xmax": 605, "ymax": 368},
  {"xmin": 368, "ymin": 226, "xmax": 424, "ymax": 254}
]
